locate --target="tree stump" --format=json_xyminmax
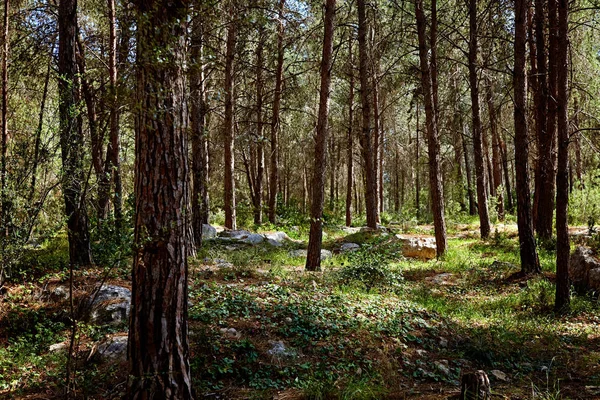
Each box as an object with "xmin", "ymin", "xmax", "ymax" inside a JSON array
[{"xmin": 460, "ymin": 370, "xmax": 491, "ymax": 400}]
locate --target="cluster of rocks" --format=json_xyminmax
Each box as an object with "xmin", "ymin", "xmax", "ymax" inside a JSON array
[{"xmin": 203, "ymin": 224, "xmax": 294, "ymax": 248}]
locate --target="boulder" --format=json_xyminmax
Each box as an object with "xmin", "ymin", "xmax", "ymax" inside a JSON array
[
  {"xmin": 569, "ymin": 246, "xmax": 600, "ymax": 292},
  {"xmin": 395, "ymin": 235, "xmax": 437, "ymax": 260},
  {"xmin": 218, "ymin": 230, "xmax": 264, "ymax": 245},
  {"xmin": 202, "ymin": 224, "xmax": 217, "ymax": 240},
  {"xmin": 340, "ymin": 243, "xmax": 360, "ymax": 253},
  {"xmin": 88, "ymin": 285, "xmax": 131, "ymax": 325},
  {"xmin": 90, "ymin": 335, "xmax": 128, "ymax": 363},
  {"xmin": 264, "ymin": 231, "xmax": 291, "ymax": 247},
  {"xmin": 267, "ymin": 340, "xmax": 297, "ymax": 360},
  {"xmin": 288, "ymin": 249, "xmax": 332, "ymax": 260}
]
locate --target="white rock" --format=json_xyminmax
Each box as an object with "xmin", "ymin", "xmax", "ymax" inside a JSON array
[
  {"xmin": 202, "ymin": 224, "xmax": 217, "ymax": 240},
  {"xmin": 490, "ymin": 369, "xmax": 509, "ymax": 382},
  {"xmin": 264, "ymin": 231, "xmax": 291, "ymax": 247},
  {"xmin": 396, "ymin": 235, "xmax": 437, "ymax": 260},
  {"xmin": 89, "ymin": 285, "xmax": 131, "ymax": 325},
  {"xmin": 340, "ymin": 243, "xmax": 360, "ymax": 253},
  {"xmin": 93, "ymin": 335, "xmax": 128, "ymax": 362}
]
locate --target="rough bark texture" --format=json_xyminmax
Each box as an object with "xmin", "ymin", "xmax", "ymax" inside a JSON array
[
  {"xmin": 555, "ymin": 0, "xmax": 570, "ymax": 311},
  {"xmin": 415, "ymin": 0, "xmax": 447, "ymax": 256},
  {"xmin": 128, "ymin": 1, "xmax": 193, "ymax": 398},
  {"xmin": 486, "ymin": 82, "xmax": 504, "ymax": 220},
  {"xmin": 358, "ymin": 0, "xmax": 378, "ymax": 229},
  {"xmin": 469, "ymin": 0, "xmax": 491, "ymax": 238},
  {"xmin": 1, "ymin": 0, "xmax": 8, "ymax": 234},
  {"xmin": 253, "ymin": 26, "xmax": 265, "ymax": 225},
  {"xmin": 58, "ymin": 0, "xmax": 92, "ymax": 266},
  {"xmin": 268, "ymin": 0, "xmax": 285, "ymax": 224},
  {"xmin": 306, "ymin": 0, "xmax": 335, "ymax": 272},
  {"xmin": 513, "ymin": 0, "xmax": 541, "ymax": 274}
]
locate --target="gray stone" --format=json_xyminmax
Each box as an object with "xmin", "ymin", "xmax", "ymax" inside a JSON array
[
  {"xmin": 242, "ymin": 233, "xmax": 265, "ymax": 245},
  {"xmin": 49, "ymin": 342, "xmax": 68, "ymax": 353},
  {"xmin": 427, "ymin": 273, "xmax": 454, "ymax": 285},
  {"xmin": 395, "ymin": 235, "xmax": 437, "ymax": 260},
  {"xmin": 92, "ymin": 335, "xmax": 128, "ymax": 363},
  {"xmin": 51, "ymin": 286, "xmax": 69, "ymax": 301},
  {"xmin": 490, "ymin": 369, "xmax": 509, "ymax": 382},
  {"xmin": 89, "ymin": 285, "xmax": 131, "ymax": 325},
  {"xmin": 439, "ymin": 337, "xmax": 448, "ymax": 348},
  {"xmin": 202, "ymin": 224, "xmax": 217, "ymax": 240},
  {"xmin": 434, "ymin": 360, "xmax": 451, "ymax": 376},
  {"xmin": 267, "ymin": 340, "xmax": 296, "ymax": 359},
  {"xmin": 264, "ymin": 231, "xmax": 291, "ymax": 247},
  {"xmin": 569, "ymin": 246, "xmax": 600, "ymax": 292},
  {"xmin": 289, "ymin": 249, "xmax": 307, "ymax": 258},
  {"xmin": 340, "ymin": 243, "xmax": 360, "ymax": 253},
  {"xmin": 220, "ymin": 327, "xmax": 241, "ymax": 339},
  {"xmin": 342, "ymin": 226, "xmax": 360, "ymax": 235},
  {"xmin": 214, "ymin": 258, "xmax": 234, "ymax": 268},
  {"xmin": 321, "ymin": 249, "xmax": 332, "ymax": 260}
]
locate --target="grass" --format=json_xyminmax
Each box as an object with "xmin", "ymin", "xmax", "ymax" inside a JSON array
[{"xmin": 1, "ymin": 223, "xmax": 600, "ymax": 399}]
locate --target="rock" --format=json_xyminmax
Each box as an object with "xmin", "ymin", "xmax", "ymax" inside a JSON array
[
  {"xmin": 439, "ymin": 337, "xmax": 448, "ymax": 348},
  {"xmin": 340, "ymin": 243, "xmax": 360, "ymax": 253},
  {"xmin": 490, "ymin": 369, "xmax": 509, "ymax": 382},
  {"xmin": 569, "ymin": 246, "xmax": 600, "ymax": 292},
  {"xmin": 50, "ymin": 286, "xmax": 69, "ymax": 301},
  {"xmin": 202, "ymin": 224, "xmax": 217, "ymax": 240},
  {"xmin": 415, "ymin": 349, "xmax": 428, "ymax": 357},
  {"xmin": 220, "ymin": 327, "xmax": 241, "ymax": 339},
  {"xmin": 360, "ymin": 225, "xmax": 388, "ymax": 233},
  {"xmin": 461, "ymin": 370, "xmax": 491, "ymax": 400},
  {"xmin": 264, "ymin": 231, "xmax": 291, "ymax": 247},
  {"xmin": 225, "ymin": 245, "xmax": 239, "ymax": 251},
  {"xmin": 91, "ymin": 335, "xmax": 128, "ymax": 363},
  {"xmin": 288, "ymin": 249, "xmax": 332, "ymax": 260},
  {"xmin": 214, "ymin": 259, "xmax": 234, "ymax": 268},
  {"xmin": 49, "ymin": 342, "xmax": 68, "ymax": 353},
  {"xmin": 88, "ymin": 285, "xmax": 131, "ymax": 325},
  {"xmin": 267, "ymin": 341, "xmax": 296, "ymax": 359},
  {"xmin": 219, "ymin": 230, "xmax": 264, "ymax": 244},
  {"xmin": 434, "ymin": 360, "xmax": 451, "ymax": 376},
  {"xmin": 396, "ymin": 235, "xmax": 437, "ymax": 260},
  {"xmin": 427, "ymin": 273, "xmax": 454, "ymax": 285},
  {"xmin": 342, "ymin": 226, "xmax": 360, "ymax": 235}
]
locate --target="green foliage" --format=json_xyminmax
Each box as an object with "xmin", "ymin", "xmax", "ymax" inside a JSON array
[{"xmin": 336, "ymin": 244, "xmax": 403, "ymax": 292}]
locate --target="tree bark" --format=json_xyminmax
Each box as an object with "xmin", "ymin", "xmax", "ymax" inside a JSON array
[
  {"xmin": 128, "ymin": 1, "xmax": 193, "ymax": 397},
  {"xmin": 486, "ymin": 82, "xmax": 504, "ymax": 220},
  {"xmin": 306, "ymin": 0, "xmax": 335, "ymax": 271},
  {"xmin": 223, "ymin": 8, "xmax": 237, "ymax": 230},
  {"xmin": 555, "ymin": 0, "xmax": 569, "ymax": 311},
  {"xmin": 358, "ymin": 0, "xmax": 378, "ymax": 229},
  {"xmin": 253, "ymin": 26, "xmax": 265, "ymax": 225},
  {"xmin": 1, "ymin": 0, "xmax": 8, "ymax": 235},
  {"xmin": 58, "ymin": 0, "xmax": 92, "ymax": 266},
  {"xmin": 513, "ymin": 0, "xmax": 541, "ymax": 274},
  {"xmin": 268, "ymin": 0, "xmax": 285, "ymax": 224},
  {"xmin": 469, "ymin": 0, "xmax": 491, "ymax": 238},
  {"xmin": 415, "ymin": 0, "xmax": 447, "ymax": 256},
  {"xmin": 345, "ymin": 38, "xmax": 354, "ymax": 227}
]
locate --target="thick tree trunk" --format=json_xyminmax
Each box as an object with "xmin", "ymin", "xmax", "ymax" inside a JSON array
[
  {"xmin": 268, "ymin": 0, "xmax": 285, "ymax": 224},
  {"xmin": 128, "ymin": 1, "xmax": 193, "ymax": 398},
  {"xmin": 58, "ymin": 0, "xmax": 92, "ymax": 266},
  {"xmin": 357, "ymin": 0, "xmax": 378, "ymax": 229},
  {"xmin": 555, "ymin": 0, "xmax": 569, "ymax": 311},
  {"xmin": 345, "ymin": 40, "xmax": 354, "ymax": 227},
  {"xmin": 513, "ymin": 0, "xmax": 541, "ymax": 274},
  {"xmin": 469, "ymin": 0, "xmax": 491, "ymax": 238},
  {"xmin": 223, "ymin": 10, "xmax": 237, "ymax": 230},
  {"xmin": 415, "ymin": 0, "xmax": 447, "ymax": 256},
  {"xmin": 306, "ymin": 0, "xmax": 335, "ymax": 271}
]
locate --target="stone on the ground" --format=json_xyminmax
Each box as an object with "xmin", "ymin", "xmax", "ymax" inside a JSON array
[
  {"xmin": 220, "ymin": 327, "xmax": 241, "ymax": 339},
  {"xmin": 264, "ymin": 231, "xmax": 291, "ymax": 247},
  {"xmin": 434, "ymin": 359, "xmax": 451, "ymax": 376},
  {"xmin": 49, "ymin": 341, "xmax": 68, "ymax": 353},
  {"xmin": 569, "ymin": 246, "xmax": 600, "ymax": 292},
  {"xmin": 50, "ymin": 285, "xmax": 69, "ymax": 301},
  {"xmin": 214, "ymin": 258, "xmax": 234, "ymax": 268},
  {"xmin": 426, "ymin": 273, "xmax": 454, "ymax": 285},
  {"xmin": 340, "ymin": 243, "xmax": 360, "ymax": 253},
  {"xmin": 288, "ymin": 249, "xmax": 332, "ymax": 260},
  {"xmin": 202, "ymin": 224, "xmax": 217, "ymax": 240},
  {"xmin": 88, "ymin": 284, "xmax": 131, "ymax": 325},
  {"xmin": 91, "ymin": 335, "xmax": 128, "ymax": 363},
  {"xmin": 396, "ymin": 234, "xmax": 437, "ymax": 260},
  {"xmin": 439, "ymin": 337, "xmax": 448, "ymax": 348},
  {"xmin": 341, "ymin": 226, "xmax": 360, "ymax": 235},
  {"xmin": 461, "ymin": 370, "xmax": 491, "ymax": 400},
  {"xmin": 267, "ymin": 340, "xmax": 296, "ymax": 359},
  {"xmin": 490, "ymin": 369, "xmax": 509, "ymax": 382}
]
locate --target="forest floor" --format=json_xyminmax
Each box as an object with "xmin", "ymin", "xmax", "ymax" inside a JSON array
[{"xmin": 1, "ymin": 222, "xmax": 600, "ymax": 399}]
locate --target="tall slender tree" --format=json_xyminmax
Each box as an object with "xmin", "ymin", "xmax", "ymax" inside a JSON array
[
  {"xmin": 223, "ymin": 5, "xmax": 237, "ymax": 230},
  {"xmin": 415, "ymin": 0, "xmax": 446, "ymax": 256},
  {"xmin": 306, "ymin": 0, "xmax": 336, "ymax": 272},
  {"xmin": 345, "ymin": 36, "xmax": 355, "ymax": 227},
  {"xmin": 58, "ymin": 0, "xmax": 92, "ymax": 266},
  {"xmin": 513, "ymin": 0, "xmax": 541, "ymax": 274},
  {"xmin": 128, "ymin": 0, "xmax": 193, "ymax": 397}
]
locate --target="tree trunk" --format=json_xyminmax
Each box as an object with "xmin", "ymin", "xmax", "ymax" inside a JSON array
[
  {"xmin": 486, "ymin": 82, "xmax": 504, "ymax": 220},
  {"xmin": 128, "ymin": 1, "xmax": 193, "ymax": 397},
  {"xmin": 254, "ymin": 26, "xmax": 265, "ymax": 225},
  {"xmin": 357, "ymin": 0, "xmax": 378, "ymax": 229},
  {"xmin": 1, "ymin": 0, "xmax": 8, "ymax": 235},
  {"xmin": 58, "ymin": 0, "xmax": 92, "ymax": 267},
  {"xmin": 469, "ymin": 0, "xmax": 491, "ymax": 238},
  {"xmin": 415, "ymin": 101, "xmax": 420, "ymax": 218},
  {"xmin": 513, "ymin": 0, "xmax": 541, "ymax": 274},
  {"xmin": 415, "ymin": 0, "xmax": 447, "ymax": 256},
  {"xmin": 191, "ymin": 9, "xmax": 210, "ymax": 246},
  {"xmin": 345, "ymin": 39, "xmax": 354, "ymax": 227},
  {"xmin": 223, "ymin": 9, "xmax": 237, "ymax": 230},
  {"xmin": 555, "ymin": 0, "xmax": 569, "ymax": 311},
  {"xmin": 306, "ymin": 0, "xmax": 335, "ymax": 271},
  {"xmin": 268, "ymin": 0, "xmax": 285, "ymax": 224}
]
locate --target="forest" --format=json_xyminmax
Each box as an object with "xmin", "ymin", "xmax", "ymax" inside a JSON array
[{"xmin": 0, "ymin": 0, "xmax": 600, "ymax": 398}]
